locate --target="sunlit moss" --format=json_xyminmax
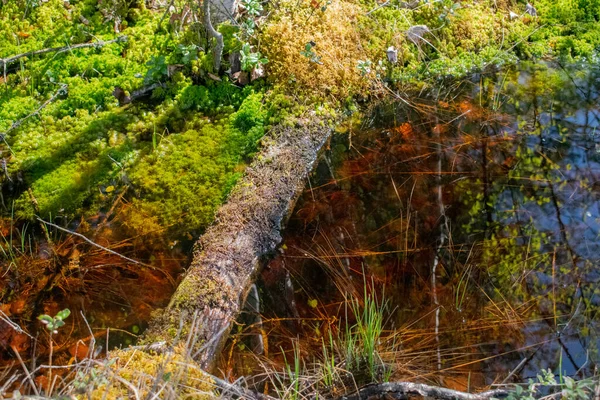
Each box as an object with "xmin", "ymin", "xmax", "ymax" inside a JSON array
[{"xmin": 81, "ymin": 346, "xmax": 216, "ymax": 399}]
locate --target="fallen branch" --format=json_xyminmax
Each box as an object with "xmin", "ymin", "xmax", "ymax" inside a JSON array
[
  {"xmin": 36, "ymin": 217, "xmax": 177, "ymax": 287},
  {"xmin": 1, "ymin": 84, "xmax": 67, "ymax": 143},
  {"xmin": 340, "ymin": 382, "xmax": 511, "ymax": 400},
  {"xmin": 1, "ymin": 36, "xmax": 128, "ymax": 79},
  {"xmin": 36, "ymin": 217, "xmax": 146, "ymax": 266}
]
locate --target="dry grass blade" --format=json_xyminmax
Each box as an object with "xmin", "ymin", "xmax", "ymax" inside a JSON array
[{"xmin": 406, "ymin": 25, "xmax": 431, "ymax": 45}]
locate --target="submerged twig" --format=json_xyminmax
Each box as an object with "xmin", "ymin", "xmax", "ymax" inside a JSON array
[
  {"xmin": 340, "ymin": 382, "xmax": 510, "ymax": 400},
  {"xmin": 36, "ymin": 217, "xmax": 145, "ymax": 266},
  {"xmin": 36, "ymin": 218, "xmax": 177, "ymax": 286}
]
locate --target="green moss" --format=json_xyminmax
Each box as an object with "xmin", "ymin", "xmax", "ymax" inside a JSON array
[{"xmin": 0, "ymin": 0, "xmax": 272, "ymax": 237}]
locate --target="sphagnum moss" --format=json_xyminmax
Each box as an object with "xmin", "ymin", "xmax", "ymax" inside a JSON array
[{"xmin": 84, "ymin": 345, "xmax": 216, "ymax": 399}]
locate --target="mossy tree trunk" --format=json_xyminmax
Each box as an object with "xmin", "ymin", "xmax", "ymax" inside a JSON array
[{"xmin": 142, "ymin": 117, "xmax": 333, "ymax": 370}]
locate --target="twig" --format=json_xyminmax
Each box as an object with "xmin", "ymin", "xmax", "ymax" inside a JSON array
[
  {"xmin": 366, "ymin": 1, "xmax": 389, "ymax": 15},
  {"xmin": 339, "ymin": 382, "xmax": 511, "ymax": 400},
  {"xmin": 0, "ymin": 84, "xmax": 67, "ymax": 155},
  {"xmin": 0, "ymin": 310, "xmax": 34, "ymax": 339},
  {"xmin": 11, "ymin": 345, "xmax": 40, "ymax": 397},
  {"xmin": 36, "ymin": 217, "xmax": 177, "ymax": 286},
  {"xmin": 35, "ymin": 217, "xmax": 146, "ymax": 267},
  {"xmin": 0, "ymin": 36, "xmax": 128, "ymax": 79}
]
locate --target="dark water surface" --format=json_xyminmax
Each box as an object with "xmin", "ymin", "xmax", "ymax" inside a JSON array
[{"xmin": 228, "ymin": 61, "xmax": 600, "ymax": 390}]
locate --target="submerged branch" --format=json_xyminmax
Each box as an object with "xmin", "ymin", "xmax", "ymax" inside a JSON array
[
  {"xmin": 36, "ymin": 217, "xmax": 145, "ymax": 267},
  {"xmin": 340, "ymin": 382, "xmax": 510, "ymax": 400}
]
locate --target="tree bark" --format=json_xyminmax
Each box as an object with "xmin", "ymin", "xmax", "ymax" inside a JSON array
[
  {"xmin": 141, "ymin": 117, "xmax": 333, "ymax": 370},
  {"xmin": 203, "ymin": 0, "xmax": 225, "ymax": 72}
]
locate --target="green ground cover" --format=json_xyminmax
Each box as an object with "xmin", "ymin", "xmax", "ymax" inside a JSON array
[{"xmin": 0, "ymin": 0, "xmax": 599, "ymax": 234}]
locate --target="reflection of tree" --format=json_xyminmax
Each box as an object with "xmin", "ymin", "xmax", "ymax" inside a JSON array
[
  {"xmin": 257, "ymin": 62, "xmax": 600, "ymax": 383},
  {"xmin": 459, "ymin": 62, "xmax": 600, "ymax": 376}
]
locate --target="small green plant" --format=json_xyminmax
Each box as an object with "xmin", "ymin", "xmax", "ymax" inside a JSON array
[
  {"xmin": 144, "ymin": 55, "xmax": 169, "ymax": 84},
  {"xmin": 237, "ymin": 0, "xmax": 263, "ymax": 43},
  {"xmin": 320, "ymin": 331, "xmax": 337, "ymax": 388},
  {"xmin": 300, "ymin": 42, "xmax": 323, "ymax": 64},
  {"xmin": 274, "ymin": 343, "xmax": 304, "ymax": 400},
  {"xmin": 357, "ymin": 60, "xmax": 373, "ymax": 76},
  {"xmin": 240, "ymin": 43, "xmax": 269, "ymax": 72},
  {"xmin": 241, "ymin": 19, "xmax": 257, "ymax": 36},
  {"xmin": 350, "ymin": 285, "xmax": 386, "ymax": 381},
  {"xmin": 241, "ymin": 0, "xmax": 263, "ymax": 17},
  {"xmin": 176, "ymin": 44, "xmax": 200, "ymax": 65},
  {"xmin": 504, "ymin": 369, "xmax": 595, "ymax": 400},
  {"xmin": 72, "ymin": 366, "xmax": 110, "ymax": 395},
  {"xmin": 38, "ymin": 309, "xmax": 71, "ymax": 334}
]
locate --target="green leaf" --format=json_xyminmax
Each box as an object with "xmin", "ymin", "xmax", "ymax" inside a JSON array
[
  {"xmin": 38, "ymin": 315, "xmax": 53, "ymax": 324},
  {"xmin": 56, "ymin": 309, "xmax": 71, "ymax": 321}
]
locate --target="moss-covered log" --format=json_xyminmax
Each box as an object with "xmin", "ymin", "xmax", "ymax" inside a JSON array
[{"xmin": 142, "ymin": 116, "xmax": 333, "ymax": 370}]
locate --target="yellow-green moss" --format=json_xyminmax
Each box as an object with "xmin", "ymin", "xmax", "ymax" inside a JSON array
[{"xmin": 81, "ymin": 346, "xmax": 216, "ymax": 399}]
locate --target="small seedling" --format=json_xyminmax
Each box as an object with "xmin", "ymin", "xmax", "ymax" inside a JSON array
[
  {"xmin": 240, "ymin": 43, "xmax": 269, "ymax": 72},
  {"xmin": 301, "ymin": 42, "xmax": 322, "ymax": 64},
  {"xmin": 357, "ymin": 59, "xmax": 373, "ymax": 76},
  {"xmin": 38, "ymin": 308, "xmax": 71, "ymax": 334},
  {"xmin": 241, "ymin": 0, "xmax": 263, "ymax": 17}
]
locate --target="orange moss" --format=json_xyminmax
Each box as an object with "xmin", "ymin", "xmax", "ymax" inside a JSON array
[{"xmin": 262, "ymin": 0, "xmax": 369, "ymax": 100}]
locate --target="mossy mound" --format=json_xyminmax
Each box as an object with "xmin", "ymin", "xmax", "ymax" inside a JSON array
[
  {"xmin": 262, "ymin": 0, "xmax": 369, "ymax": 101},
  {"xmin": 74, "ymin": 346, "xmax": 216, "ymax": 399}
]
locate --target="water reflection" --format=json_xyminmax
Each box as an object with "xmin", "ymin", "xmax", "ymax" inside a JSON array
[{"xmin": 243, "ymin": 61, "xmax": 600, "ymax": 388}]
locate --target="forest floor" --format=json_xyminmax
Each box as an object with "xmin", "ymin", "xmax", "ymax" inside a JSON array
[{"xmin": 1, "ymin": 0, "xmax": 600, "ymax": 398}]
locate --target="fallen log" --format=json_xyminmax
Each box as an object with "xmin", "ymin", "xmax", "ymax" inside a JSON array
[{"xmin": 141, "ymin": 116, "xmax": 333, "ymax": 370}]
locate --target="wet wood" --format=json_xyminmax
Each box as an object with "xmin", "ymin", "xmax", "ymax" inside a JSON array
[
  {"xmin": 340, "ymin": 382, "xmax": 510, "ymax": 400},
  {"xmin": 142, "ymin": 116, "xmax": 333, "ymax": 370}
]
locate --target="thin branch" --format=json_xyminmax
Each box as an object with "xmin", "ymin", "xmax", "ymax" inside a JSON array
[
  {"xmin": 35, "ymin": 217, "xmax": 145, "ymax": 267},
  {"xmin": 0, "ymin": 36, "xmax": 128, "ymax": 73},
  {"xmin": 0, "ymin": 84, "xmax": 68, "ymax": 153},
  {"xmin": 11, "ymin": 345, "xmax": 40, "ymax": 397},
  {"xmin": 340, "ymin": 382, "xmax": 511, "ymax": 400},
  {"xmin": 35, "ymin": 217, "xmax": 177, "ymax": 286}
]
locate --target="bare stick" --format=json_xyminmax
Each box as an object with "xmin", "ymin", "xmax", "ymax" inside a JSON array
[
  {"xmin": 0, "ymin": 36, "xmax": 128, "ymax": 71},
  {"xmin": 36, "ymin": 217, "xmax": 177, "ymax": 286},
  {"xmin": 0, "ymin": 84, "xmax": 67, "ymax": 154},
  {"xmin": 11, "ymin": 345, "xmax": 40, "ymax": 397},
  {"xmin": 340, "ymin": 382, "xmax": 511, "ymax": 400},
  {"xmin": 35, "ymin": 217, "xmax": 146, "ymax": 267},
  {"xmin": 0, "ymin": 310, "xmax": 34, "ymax": 339}
]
